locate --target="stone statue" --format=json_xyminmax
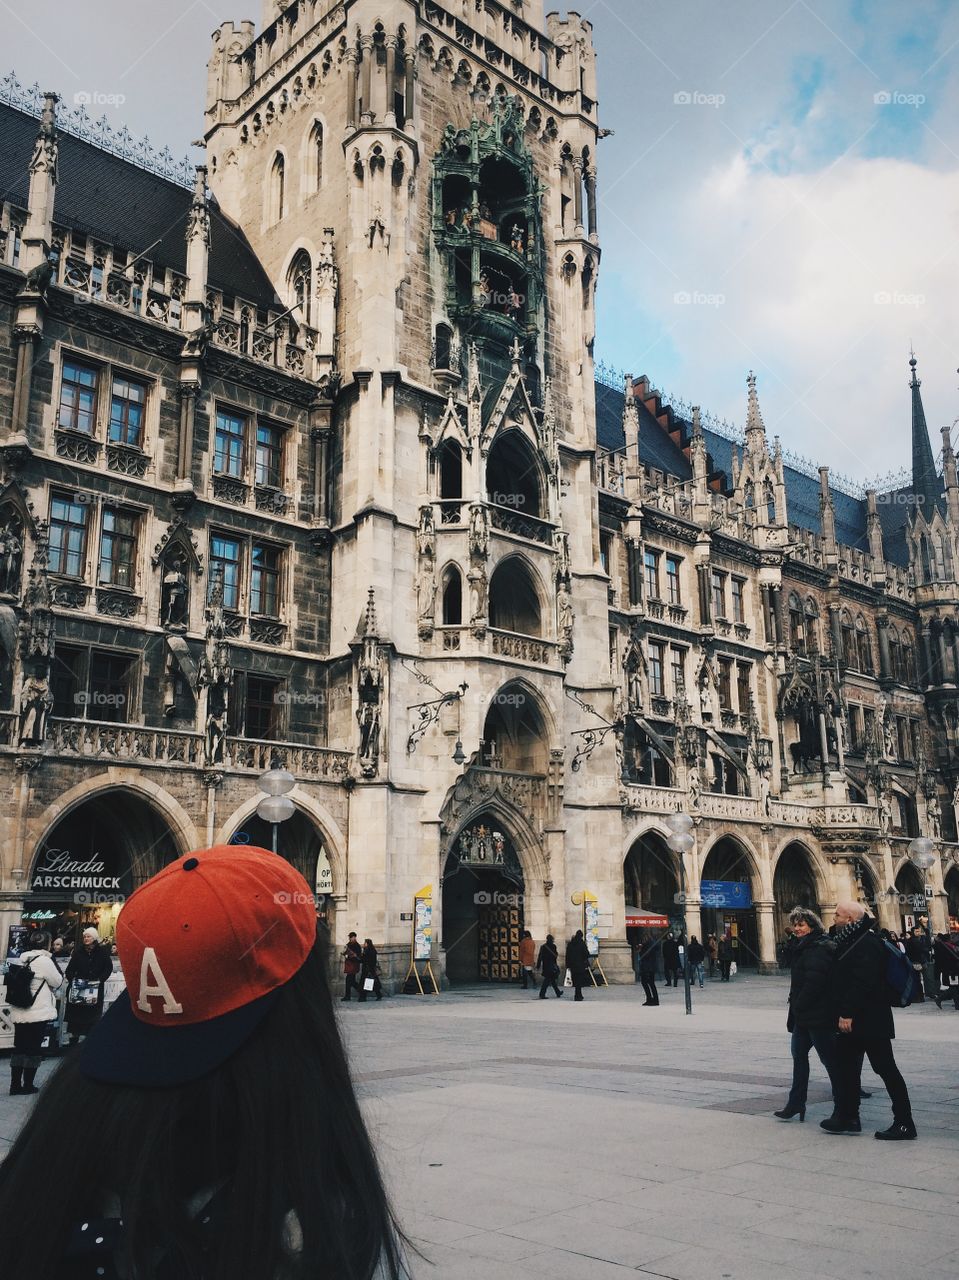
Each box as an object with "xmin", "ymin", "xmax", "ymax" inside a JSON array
[
  {"xmin": 22, "ymin": 258, "xmax": 54, "ymax": 297},
  {"xmin": 181, "ymin": 322, "xmax": 212, "ymax": 360},
  {"xmin": 927, "ymin": 790, "xmax": 942, "ymax": 841},
  {"xmin": 510, "ymin": 224, "xmax": 525, "ymax": 253},
  {"xmin": 357, "ymin": 701, "xmax": 380, "ymax": 775},
  {"xmin": 205, "ymin": 706, "xmax": 226, "ymax": 765},
  {"xmin": 877, "ymin": 789, "xmax": 892, "ymax": 838},
  {"xmin": 417, "ymin": 569, "xmax": 436, "ymax": 625},
  {"xmin": 17, "ymin": 671, "xmax": 53, "ymax": 745},
  {"xmin": 161, "ymin": 555, "xmax": 189, "ymax": 626},
  {"xmin": 0, "ymin": 520, "xmax": 23, "ymax": 595},
  {"xmin": 688, "ymin": 766, "xmax": 702, "ymax": 811},
  {"xmin": 468, "ymin": 565, "xmax": 487, "ymax": 625},
  {"xmin": 469, "ymin": 503, "xmax": 489, "ymax": 559},
  {"xmin": 417, "ymin": 505, "xmax": 436, "ymax": 559},
  {"xmin": 557, "ymin": 580, "xmax": 573, "ymax": 635}
]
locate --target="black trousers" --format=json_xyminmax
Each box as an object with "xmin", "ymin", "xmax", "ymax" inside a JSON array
[
  {"xmin": 641, "ymin": 976, "xmax": 659, "ymax": 1004},
  {"xmin": 12, "ymin": 1021, "xmax": 47, "ymax": 1068},
  {"xmin": 539, "ymin": 974, "xmax": 561, "ymax": 997},
  {"xmin": 343, "ymin": 972, "xmax": 361, "ymax": 999},
  {"xmin": 835, "ymin": 1034, "xmax": 913, "ymax": 1124},
  {"xmin": 720, "ymin": 959, "xmax": 732, "ymax": 981}
]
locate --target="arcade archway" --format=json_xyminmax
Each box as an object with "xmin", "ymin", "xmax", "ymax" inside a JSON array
[
  {"xmin": 228, "ymin": 809, "xmax": 334, "ymax": 929},
  {"xmin": 699, "ymin": 836, "xmax": 760, "ymax": 969},
  {"xmin": 773, "ymin": 842, "xmax": 821, "ymax": 940},
  {"xmin": 24, "ymin": 789, "xmax": 185, "ymax": 945},
  {"xmin": 442, "ymin": 815, "xmax": 525, "ymax": 984},
  {"xmin": 623, "ymin": 830, "xmax": 679, "ymax": 943},
  {"xmin": 945, "ymin": 866, "xmax": 959, "ymax": 928},
  {"xmin": 895, "ymin": 860, "xmax": 926, "ymax": 933}
]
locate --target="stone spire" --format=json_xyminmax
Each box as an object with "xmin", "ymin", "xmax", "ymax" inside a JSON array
[
  {"xmin": 819, "ymin": 467, "xmax": 837, "ymax": 564},
  {"xmin": 942, "ymin": 424, "xmax": 959, "ymax": 525},
  {"xmin": 21, "ymin": 91, "xmax": 59, "ymax": 276},
  {"xmin": 866, "ymin": 489, "xmax": 886, "ymax": 584},
  {"xmin": 909, "ymin": 351, "xmax": 942, "ymax": 519},
  {"xmin": 745, "ymin": 370, "xmax": 767, "ymax": 455},
  {"xmin": 623, "ymin": 375, "xmax": 640, "ymax": 469}
]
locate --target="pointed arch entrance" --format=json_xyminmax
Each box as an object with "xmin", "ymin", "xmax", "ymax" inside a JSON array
[
  {"xmin": 773, "ymin": 843, "xmax": 821, "ymax": 941},
  {"xmin": 442, "ymin": 813, "xmax": 525, "ymax": 984},
  {"xmin": 623, "ymin": 830, "xmax": 679, "ymax": 939},
  {"xmin": 699, "ymin": 836, "xmax": 760, "ymax": 969},
  {"xmin": 227, "ymin": 809, "xmax": 335, "ymax": 930}
]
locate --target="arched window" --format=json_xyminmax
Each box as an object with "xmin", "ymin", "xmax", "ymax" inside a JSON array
[
  {"xmin": 488, "ymin": 557, "xmax": 542, "ymax": 636},
  {"xmin": 920, "ymin": 535, "xmax": 932, "ymax": 582},
  {"xmin": 940, "ymin": 535, "xmax": 954, "ymax": 580},
  {"xmin": 856, "ymin": 615, "xmax": 873, "ymax": 675},
  {"xmin": 438, "ymin": 439, "xmax": 463, "ymax": 523},
  {"xmin": 270, "ymin": 153, "xmax": 286, "ymax": 222},
  {"xmin": 841, "ymin": 609, "xmax": 856, "ymax": 668},
  {"xmin": 888, "ymin": 625, "xmax": 902, "ymax": 683},
  {"xmin": 310, "ymin": 121, "xmax": 324, "ymax": 190},
  {"xmin": 433, "ymin": 323, "xmax": 453, "ymax": 372},
  {"xmin": 804, "ymin": 597, "xmax": 820, "ymax": 654},
  {"xmin": 287, "ymin": 250, "xmax": 312, "ymax": 326},
  {"xmin": 441, "ymin": 565, "xmax": 463, "ymax": 625},
  {"xmin": 902, "ymin": 632, "xmax": 916, "ymax": 685},
  {"xmin": 764, "ymin": 479, "xmax": 777, "ymax": 524},
  {"xmin": 788, "ymin": 592, "xmax": 805, "ymax": 655}
]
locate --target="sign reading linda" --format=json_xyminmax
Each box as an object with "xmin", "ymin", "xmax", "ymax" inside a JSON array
[
  {"xmin": 699, "ymin": 879, "xmax": 753, "ymax": 909},
  {"xmin": 31, "ymin": 849, "xmax": 124, "ymax": 893}
]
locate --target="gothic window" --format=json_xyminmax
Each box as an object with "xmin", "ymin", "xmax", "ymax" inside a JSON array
[
  {"xmin": 902, "ymin": 634, "xmax": 917, "ymax": 685},
  {"xmin": 250, "ymin": 543, "xmax": 282, "ymax": 618},
  {"xmin": 210, "ymin": 535, "xmax": 242, "ymax": 611},
  {"xmin": 433, "ymin": 323, "xmax": 453, "ymax": 371},
  {"xmin": 940, "ymin": 535, "xmax": 954, "ymax": 580},
  {"xmin": 214, "ymin": 409, "xmax": 248, "ymax": 478},
  {"xmin": 438, "ymin": 439, "xmax": 462, "ymax": 510},
  {"xmin": 736, "ymin": 662, "xmax": 751, "ymax": 714},
  {"xmin": 804, "ymin": 597, "xmax": 820, "ymax": 653},
  {"xmin": 486, "ymin": 431, "xmax": 543, "ymax": 519},
  {"xmin": 255, "ymin": 423, "xmax": 284, "ymax": 489},
  {"xmin": 442, "ymin": 565, "xmax": 463, "ymax": 625},
  {"xmin": 58, "ymin": 358, "xmax": 99, "ymax": 434},
  {"xmin": 711, "ymin": 569, "xmax": 727, "ymax": 619},
  {"xmin": 855, "ymin": 615, "xmax": 874, "ymax": 674},
  {"xmin": 648, "ymin": 641, "xmax": 665, "ymax": 697},
  {"xmin": 270, "ymin": 153, "xmax": 286, "ymax": 222},
  {"xmin": 49, "ymin": 492, "xmax": 89, "ymax": 578},
  {"xmin": 644, "ymin": 549, "xmax": 660, "ymax": 599},
  {"xmin": 888, "ymin": 625, "xmax": 902, "ymax": 682},
  {"xmin": 763, "ymin": 479, "xmax": 776, "ymax": 524},
  {"xmin": 98, "ymin": 506, "xmax": 139, "ymax": 589},
  {"xmin": 310, "ymin": 121, "xmax": 324, "ymax": 190},
  {"xmin": 665, "ymin": 555, "xmax": 681, "ymax": 605},
  {"xmin": 488, "ymin": 557, "xmax": 542, "ymax": 636},
  {"xmin": 841, "ymin": 608, "xmax": 856, "ymax": 668},
  {"xmin": 731, "ymin": 577, "xmax": 745, "ymax": 624},
  {"xmin": 108, "ymin": 374, "xmax": 147, "ymax": 447},
  {"xmin": 243, "ymin": 674, "xmax": 282, "ymax": 741},
  {"xmin": 599, "ymin": 531, "xmax": 611, "ymax": 576},
  {"xmin": 919, "ymin": 534, "xmax": 932, "ymax": 582},
  {"xmin": 717, "ymin": 657, "xmax": 733, "ymax": 709},
  {"xmin": 287, "ymin": 251, "xmax": 312, "ymax": 325},
  {"xmin": 87, "ymin": 650, "xmax": 137, "ymax": 724},
  {"xmin": 239, "ymin": 309, "xmax": 252, "ymax": 353}
]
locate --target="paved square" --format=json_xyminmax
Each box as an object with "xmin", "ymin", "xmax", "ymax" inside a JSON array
[{"xmin": 2, "ymin": 975, "xmax": 957, "ymax": 1279}]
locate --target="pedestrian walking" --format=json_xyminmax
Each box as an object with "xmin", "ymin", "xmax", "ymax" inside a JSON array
[
  {"xmin": 537, "ymin": 934, "xmax": 563, "ymax": 998},
  {"xmin": 565, "ymin": 930, "xmax": 590, "ymax": 1002},
  {"xmin": 687, "ymin": 935, "xmax": 706, "ymax": 989},
  {"xmin": 358, "ymin": 938, "xmax": 383, "ymax": 1002},
  {"xmin": 637, "ymin": 933, "xmax": 660, "ymax": 1005},
  {"xmin": 6, "ymin": 930, "xmax": 63, "ymax": 1095},
  {"xmin": 662, "ymin": 935, "xmax": 681, "ymax": 987},
  {"xmin": 707, "ymin": 933, "xmax": 718, "ymax": 978},
  {"xmin": 821, "ymin": 901, "xmax": 917, "ymax": 1140},
  {"xmin": 933, "ymin": 933, "xmax": 959, "ymax": 1010},
  {"xmin": 63, "ymin": 927, "xmax": 113, "ymax": 1045},
  {"xmin": 774, "ymin": 907, "xmax": 838, "ymax": 1122},
  {"xmin": 519, "ymin": 930, "xmax": 537, "ymax": 990},
  {"xmin": 341, "ymin": 931, "xmax": 363, "ymax": 1001},
  {"xmin": 718, "ymin": 931, "xmax": 734, "ymax": 981},
  {"xmin": 904, "ymin": 927, "xmax": 930, "ymax": 1002},
  {"xmin": 0, "ymin": 845, "xmax": 409, "ymax": 1279}
]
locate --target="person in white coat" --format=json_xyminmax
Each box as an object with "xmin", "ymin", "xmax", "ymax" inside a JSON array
[{"xmin": 8, "ymin": 929, "xmax": 63, "ymax": 1095}]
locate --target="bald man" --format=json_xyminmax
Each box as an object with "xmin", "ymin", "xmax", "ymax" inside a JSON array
[{"xmin": 822, "ymin": 901, "xmax": 916, "ymax": 1140}]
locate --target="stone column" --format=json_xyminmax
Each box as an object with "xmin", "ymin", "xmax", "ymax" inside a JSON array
[
  {"xmin": 697, "ymin": 563, "xmax": 711, "ymax": 625},
  {"xmin": 585, "ymin": 170, "xmax": 598, "ymax": 238},
  {"xmin": 770, "ymin": 585, "xmax": 785, "ymax": 645},
  {"xmin": 919, "ymin": 628, "xmax": 933, "ymax": 688},
  {"xmin": 760, "ymin": 584, "xmax": 773, "ymax": 643},
  {"xmin": 877, "ymin": 616, "xmax": 891, "ymax": 680},
  {"xmin": 10, "ymin": 327, "xmax": 40, "ymax": 441},
  {"xmin": 360, "ymin": 38, "xmax": 373, "ymax": 121},
  {"xmin": 404, "ymin": 48, "xmax": 415, "ymax": 123},
  {"xmin": 346, "ymin": 49, "xmax": 358, "ymax": 127},
  {"xmin": 755, "ymin": 900, "xmax": 778, "ymax": 973},
  {"xmin": 311, "ymin": 423, "xmax": 331, "ymax": 524},
  {"xmin": 385, "ymin": 37, "xmax": 399, "ymax": 124},
  {"xmin": 176, "ymin": 382, "xmax": 198, "ymax": 483},
  {"xmin": 572, "ymin": 159, "xmax": 584, "ymax": 232}
]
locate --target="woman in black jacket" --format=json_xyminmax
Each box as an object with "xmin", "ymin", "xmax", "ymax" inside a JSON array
[
  {"xmin": 537, "ymin": 934, "xmax": 563, "ymax": 998},
  {"xmin": 774, "ymin": 907, "xmax": 837, "ymax": 1121},
  {"xmin": 358, "ymin": 939, "xmax": 382, "ymax": 1002},
  {"xmin": 565, "ymin": 930, "xmax": 591, "ymax": 1002}
]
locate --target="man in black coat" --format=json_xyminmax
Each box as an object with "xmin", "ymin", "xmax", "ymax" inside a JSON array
[
  {"xmin": 661, "ymin": 936, "xmax": 681, "ymax": 987},
  {"xmin": 637, "ymin": 933, "xmax": 660, "ymax": 1006},
  {"xmin": 823, "ymin": 902, "xmax": 917, "ymax": 1140},
  {"xmin": 565, "ymin": 930, "xmax": 591, "ymax": 1002}
]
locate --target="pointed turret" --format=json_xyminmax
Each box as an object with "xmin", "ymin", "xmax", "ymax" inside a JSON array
[
  {"xmin": 941, "ymin": 425, "xmax": 959, "ymax": 526},
  {"xmin": 909, "ymin": 352, "xmax": 943, "ymax": 519},
  {"xmin": 745, "ymin": 370, "xmax": 767, "ymax": 456},
  {"xmin": 819, "ymin": 466, "xmax": 838, "ymax": 565}
]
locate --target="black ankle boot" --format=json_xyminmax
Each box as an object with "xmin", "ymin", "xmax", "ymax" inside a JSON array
[
  {"xmin": 21, "ymin": 1067, "xmax": 39, "ymax": 1095},
  {"xmin": 9, "ymin": 1067, "xmax": 23, "ymax": 1095},
  {"xmin": 875, "ymin": 1119, "xmax": 917, "ymax": 1141}
]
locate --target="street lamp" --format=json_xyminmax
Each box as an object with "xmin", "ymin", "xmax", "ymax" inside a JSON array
[
  {"xmin": 257, "ymin": 768, "xmax": 296, "ymax": 854},
  {"xmin": 908, "ymin": 835, "xmax": 938, "ymax": 997},
  {"xmin": 666, "ymin": 812, "xmax": 694, "ymax": 1016}
]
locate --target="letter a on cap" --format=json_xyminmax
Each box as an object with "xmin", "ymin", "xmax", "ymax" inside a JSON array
[{"xmin": 137, "ymin": 947, "xmax": 184, "ymax": 1016}]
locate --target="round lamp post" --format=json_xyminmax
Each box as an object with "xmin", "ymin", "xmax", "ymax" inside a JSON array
[
  {"xmin": 666, "ymin": 812, "xmax": 695, "ymax": 1016},
  {"xmin": 257, "ymin": 768, "xmax": 296, "ymax": 854},
  {"xmin": 908, "ymin": 836, "xmax": 938, "ymax": 996}
]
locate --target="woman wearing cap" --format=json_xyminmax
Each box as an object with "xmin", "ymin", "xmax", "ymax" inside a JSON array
[{"xmin": 0, "ymin": 846, "xmax": 409, "ymax": 1280}]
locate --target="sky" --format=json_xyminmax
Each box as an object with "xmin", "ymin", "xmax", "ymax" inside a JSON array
[{"xmin": 4, "ymin": 0, "xmax": 959, "ymax": 485}]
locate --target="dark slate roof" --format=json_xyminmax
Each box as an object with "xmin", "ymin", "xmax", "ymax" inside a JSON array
[
  {"xmin": 594, "ymin": 379, "xmax": 872, "ymax": 550},
  {"xmin": 0, "ymin": 103, "xmax": 278, "ymax": 307},
  {"xmin": 874, "ymin": 487, "xmax": 912, "ymax": 568}
]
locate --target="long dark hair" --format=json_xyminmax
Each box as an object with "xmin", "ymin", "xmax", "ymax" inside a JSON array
[{"xmin": 0, "ymin": 942, "xmax": 409, "ymax": 1279}]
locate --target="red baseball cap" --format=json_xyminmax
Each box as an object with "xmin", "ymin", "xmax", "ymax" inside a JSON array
[{"xmin": 81, "ymin": 845, "xmax": 317, "ymax": 1087}]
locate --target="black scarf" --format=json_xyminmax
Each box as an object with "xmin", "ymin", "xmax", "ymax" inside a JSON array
[{"xmin": 834, "ymin": 915, "xmax": 870, "ymax": 951}]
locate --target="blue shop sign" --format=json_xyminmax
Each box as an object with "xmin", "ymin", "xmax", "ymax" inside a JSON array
[{"xmin": 700, "ymin": 879, "xmax": 753, "ymax": 909}]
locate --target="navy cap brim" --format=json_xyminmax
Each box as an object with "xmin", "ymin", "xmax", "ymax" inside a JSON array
[{"xmin": 79, "ymin": 988, "xmax": 281, "ymax": 1088}]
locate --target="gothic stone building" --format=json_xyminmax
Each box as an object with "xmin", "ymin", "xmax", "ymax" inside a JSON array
[{"xmin": 0, "ymin": 1, "xmax": 956, "ymax": 992}]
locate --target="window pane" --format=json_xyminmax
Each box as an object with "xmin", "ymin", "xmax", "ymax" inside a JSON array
[
  {"xmin": 255, "ymin": 424, "xmax": 283, "ymax": 488},
  {"xmin": 644, "ymin": 550, "xmax": 659, "ymax": 598},
  {"xmin": 649, "ymin": 642, "xmax": 664, "ymax": 696},
  {"xmin": 250, "ymin": 543, "xmax": 281, "ymax": 617},
  {"xmin": 108, "ymin": 375, "xmax": 146, "ymax": 446},
  {"xmin": 731, "ymin": 578, "xmax": 744, "ymax": 623},
  {"xmin": 49, "ymin": 494, "xmax": 89, "ymax": 577},
  {"xmin": 210, "ymin": 535, "xmax": 242, "ymax": 610},
  {"xmin": 88, "ymin": 651, "xmax": 135, "ymax": 723},
  {"xmin": 214, "ymin": 410, "xmax": 247, "ymax": 477},
  {"xmin": 245, "ymin": 676, "xmax": 280, "ymax": 740},
  {"xmin": 99, "ymin": 507, "xmax": 138, "ymax": 588},
  {"xmin": 666, "ymin": 557, "xmax": 681, "ymax": 605},
  {"xmin": 58, "ymin": 360, "xmax": 98, "ymax": 434}
]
